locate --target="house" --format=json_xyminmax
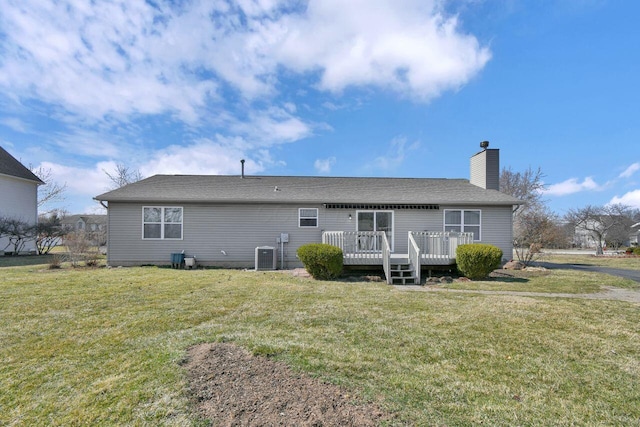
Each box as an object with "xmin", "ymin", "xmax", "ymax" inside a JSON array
[
  {"xmin": 630, "ymin": 223, "xmax": 640, "ymax": 247},
  {"xmin": 95, "ymin": 146, "xmax": 522, "ymax": 283},
  {"xmin": 0, "ymin": 146, "xmax": 44, "ymax": 254},
  {"xmin": 61, "ymin": 214, "xmax": 108, "ymax": 246}
]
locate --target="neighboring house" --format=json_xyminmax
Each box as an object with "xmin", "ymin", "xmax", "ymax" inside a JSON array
[
  {"xmin": 61, "ymin": 214, "xmax": 108, "ymax": 246},
  {"xmin": 630, "ymin": 223, "xmax": 640, "ymax": 247},
  {"xmin": 96, "ymin": 147, "xmax": 522, "ymax": 283},
  {"xmin": 0, "ymin": 146, "xmax": 44, "ymax": 254},
  {"xmin": 572, "ymin": 222, "xmax": 602, "ymax": 249},
  {"xmin": 62, "ymin": 214, "xmax": 107, "ymax": 233}
]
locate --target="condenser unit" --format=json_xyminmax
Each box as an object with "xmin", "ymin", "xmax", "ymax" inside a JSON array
[{"xmin": 255, "ymin": 246, "xmax": 277, "ymax": 270}]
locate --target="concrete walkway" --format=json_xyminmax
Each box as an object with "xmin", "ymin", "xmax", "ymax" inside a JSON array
[{"xmin": 393, "ymin": 285, "xmax": 640, "ymax": 303}]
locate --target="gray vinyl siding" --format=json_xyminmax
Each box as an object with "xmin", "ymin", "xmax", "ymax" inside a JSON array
[
  {"xmin": 470, "ymin": 149, "xmax": 500, "ymax": 191},
  {"xmin": 106, "ymin": 202, "xmax": 514, "ymax": 267},
  {"xmin": 438, "ymin": 205, "xmax": 513, "ymax": 260},
  {"xmin": 478, "ymin": 206, "xmax": 514, "ymax": 260},
  {"xmin": 108, "ymin": 202, "xmax": 328, "ymax": 268}
]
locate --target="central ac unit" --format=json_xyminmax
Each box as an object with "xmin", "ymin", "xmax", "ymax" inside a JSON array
[{"xmin": 255, "ymin": 246, "xmax": 277, "ymax": 270}]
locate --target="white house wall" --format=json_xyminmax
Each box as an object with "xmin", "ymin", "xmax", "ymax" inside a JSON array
[
  {"xmin": 0, "ymin": 175, "xmax": 39, "ymax": 253},
  {"xmin": 106, "ymin": 202, "xmax": 514, "ymax": 267}
]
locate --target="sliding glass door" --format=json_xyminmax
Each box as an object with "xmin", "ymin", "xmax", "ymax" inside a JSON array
[{"xmin": 357, "ymin": 211, "xmax": 393, "ymax": 251}]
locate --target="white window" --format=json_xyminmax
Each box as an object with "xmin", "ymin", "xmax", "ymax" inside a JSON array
[
  {"xmin": 444, "ymin": 209, "xmax": 481, "ymax": 241},
  {"xmin": 299, "ymin": 208, "xmax": 318, "ymax": 228},
  {"xmin": 143, "ymin": 207, "xmax": 183, "ymax": 239}
]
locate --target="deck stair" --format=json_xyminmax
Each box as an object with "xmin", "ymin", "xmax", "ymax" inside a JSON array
[{"xmin": 389, "ymin": 261, "xmax": 418, "ymax": 285}]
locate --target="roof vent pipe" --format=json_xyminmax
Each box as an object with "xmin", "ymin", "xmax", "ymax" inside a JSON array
[{"xmin": 240, "ymin": 159, "xmax": 245, "ymax": 178}]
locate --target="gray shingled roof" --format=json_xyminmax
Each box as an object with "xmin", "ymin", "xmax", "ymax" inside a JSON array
[
  {"xmin": 95, "ymin": 175, "xmax": 523, "ymax": 206},
  {"xmin": 0, "ymin": 146, "xmax": 44, "ymax": 184}
]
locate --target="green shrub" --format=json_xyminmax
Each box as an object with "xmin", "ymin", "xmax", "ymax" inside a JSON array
[
  {"xmin": 297, "ymin": 243, "xmax": 343, "ymax": 280},
  {"xmin": 633, "ymin": 247, "xmax": 640, "ymax": 256},
  {"xmin": 456, "ymin": 244, "xmax": 503, "ymax": 280}
]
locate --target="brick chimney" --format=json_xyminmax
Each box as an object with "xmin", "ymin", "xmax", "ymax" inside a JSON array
[{"xmin": 470, "ymin": 142, "xmax": 499, "ymax": 190}]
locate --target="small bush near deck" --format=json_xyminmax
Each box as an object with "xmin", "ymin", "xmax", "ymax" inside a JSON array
[
  {"xmin": 48, "ymin": 254, "xmax": 62, "ymax": 269},
  {"xmin": 456, "ymin": 244, "xmax": 503, "ymax": 280},
  {"xmin": 297, "ymin": 243, "xmax": 343, "ymax": 280}
]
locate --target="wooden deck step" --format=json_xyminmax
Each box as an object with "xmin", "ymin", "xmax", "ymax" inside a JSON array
[{"xmin": 389, "ymin": 263, "xmax": 417, "ymax": 285}]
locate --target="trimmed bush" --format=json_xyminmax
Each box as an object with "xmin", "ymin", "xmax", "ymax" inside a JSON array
[
  {"xmin": 297, "ymin": 243, "xmax": 343, "ymax": 280},
  {"xmin": 633, "ymin": 247, "xmax": 640, "ymax": 256},
  {"xmin": 456, "ymin": 243, "xmax": 503, "ymax": 280}
]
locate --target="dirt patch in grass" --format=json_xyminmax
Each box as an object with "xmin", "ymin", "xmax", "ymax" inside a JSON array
[{"xmin": 185, "ymin": 342, "xmax": 390, "ymax": 426}]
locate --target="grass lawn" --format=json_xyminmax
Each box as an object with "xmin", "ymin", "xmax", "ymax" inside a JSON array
[
  {"xmin": 540, "ymin": 252, "xmax": 640, "ymax": 270},
  {"xmin": 1, "ymin": 259, "xmax": 639, "ymax": 426},
  {"xmin": 444, "ymin": 269, "xmax": 639, "ymax": 293}
]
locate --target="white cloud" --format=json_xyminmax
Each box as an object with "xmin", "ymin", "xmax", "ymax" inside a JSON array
[
  {"xmin": 314, "ymin": 157, "xmax": 336, "ymax": 174},
  {"xmin": 139, "ymin": 138, "xmax": 267, "ymax": 177},
  {"xmin": 609, "ymin": 189, "xmax": 640, "ymax": 209},
  {"xmin": 543, "ymin": 177, "xmax": 601, "ymax": 196},
  {"xmin": 0, "ymin": 0, "xmax": 217, "ymax": 122},
  {"xmin": 40, "ymin": 160, "xmax": 115, "ymax": 196},
  {"xmin": 0, "ymin": 117, "xmax": 28, "ymax": 133},
  {"xmin": 0, "ymin": 0, "xmax": 490, "ymax": 123},
  {"xmin": 272, "ymin": 0, "xmax": 491, "ymax": 99},
  {"xmin": 619, "ymin": 162, "xmax": 640, "ymax": 179},
  {"xmin": 229, "ymin": 106, "xmax": 314, "ymax": 146},
  {"xmin": 50, "ymin": 130, "xmax": 123, "ymax": 158},
  {"xmin": 370, "ymin": 136, "xmax": 420, "ymax": 171}
]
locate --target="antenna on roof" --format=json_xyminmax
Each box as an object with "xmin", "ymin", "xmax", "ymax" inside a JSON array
[
  {"xmin": 480, "ymin": 140, "xmax": 489, "ymax": 150},
  {"xmin": 240, "ymin": 159, "xmax": 245, "ymax": 178}
]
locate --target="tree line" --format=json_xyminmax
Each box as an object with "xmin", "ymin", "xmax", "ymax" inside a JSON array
[{"xmin": 501, "ymin": 167, "xmax": 640, "ymax": 265}]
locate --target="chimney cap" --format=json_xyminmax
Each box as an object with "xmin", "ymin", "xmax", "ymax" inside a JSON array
[{"xmin": 480, "ymin": 140, "xmax": 489, "ymax": 149}]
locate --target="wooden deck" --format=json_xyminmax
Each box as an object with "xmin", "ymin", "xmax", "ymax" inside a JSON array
[{"xmin": 323, "ymin": 230, "xmax": 474, "ymax": 284}]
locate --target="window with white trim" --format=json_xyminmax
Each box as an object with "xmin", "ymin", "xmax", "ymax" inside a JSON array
[
  {"xmin": 444, "ymin": 209, "xmax": 481, "ymax": 241},
  {"xmin": 299, "ymin": 208, "xmax": 318, "ymax": 227},
  {"xmin": 143, "ymin": 207, "xmax": 183, "ymax": 239}
]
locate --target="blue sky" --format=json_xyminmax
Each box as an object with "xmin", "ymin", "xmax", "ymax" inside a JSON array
[{"xmin": 1, "ymin": 0, "xmax": 638, "ymax": 215}]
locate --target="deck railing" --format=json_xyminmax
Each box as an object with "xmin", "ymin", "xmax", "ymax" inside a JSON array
[
  {"xmin": 408, "ymin": 232, "xmax": 421, "ymax": 284},
  {"xmin": 381, "ymin": 232, "xmax": 391, "ymax": 284},
  {"xmin": 322, "ymin": 231, "xmax": 384, "ymax": 265},
  {"xmin": 409, "ymin": 231, "xmax": 474, "ymax": 264},
  {"xmin": 322, "ymin": 230, "xmax": 474, "ymax": 270}
]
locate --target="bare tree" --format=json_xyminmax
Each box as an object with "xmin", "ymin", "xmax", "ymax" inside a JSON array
[
  {"xmin": 64, "ymin": 231, "xmax": 91, "ymax": 267},
  {"xmin": 104, "ymin": 163, "xmax": 143, "ymax": 189},
  {"xmin": 500, "ymin": 166, "xmax": 546, "ymax": 214},
  {"xmin": 36, "ymin": 211, "xmax": 68, "ymax": 255},
  {"xmin": 30, "ymin": 165, "xmax": 67, "ymax": 211},
  {"xmin": 0, "ymin": 216, "xmax": 36, "ymax": 254},
  {"xmin": 565, "ymin": 204, "xmax": 632, "ymax": 255},
  {"xmin": 500, "ymin": 166, "xmax": 562, "ymax": 264}
]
